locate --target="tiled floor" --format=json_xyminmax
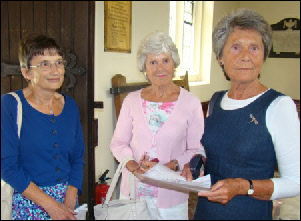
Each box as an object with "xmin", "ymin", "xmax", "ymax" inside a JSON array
[{"xmin": 273, "ymin": 195, "xmax": 300, "ymax": 220}]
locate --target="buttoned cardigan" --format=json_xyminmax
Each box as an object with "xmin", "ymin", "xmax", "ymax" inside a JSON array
[
  {"xmin": 1, "ymin": 89, "xmax": 85, "ymax": 194},
  {"xmin": 110, "ymin": 87, "xmax": 204, "ymax": 208}
]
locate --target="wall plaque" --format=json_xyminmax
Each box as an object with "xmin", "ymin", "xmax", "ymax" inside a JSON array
[
  {"xmin": 104, "ymin": 1, "xmax": 132, "ymax": 53},
  {"xmin": 269, "ymin": 18, "xmax": 300, "ymax": 58}
]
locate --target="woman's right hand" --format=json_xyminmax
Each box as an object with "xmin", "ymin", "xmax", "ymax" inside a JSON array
[
  {"xmin": 180, "ymin": 163, "xmax": 193, "ymax": 182},
  {"xmin": 45, "ymin": 200, "xmax": 77, "ymax": 220},
  {"xmin": 126, "ymin": 160, "xmax": 141, "ymax": 173},
  {"xmin": 126, "ymin": 154, "xmax": 158, "ymax": 175},
  {"xmin": 22, "ymin": 182, "xmax": 77, "ymax": 220}
]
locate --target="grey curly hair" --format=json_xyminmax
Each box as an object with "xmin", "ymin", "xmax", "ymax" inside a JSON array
[
  {"xmin": 137, "ymin": 31, "xmax": 180, "ymax": 73},
  {"xmin": 212, "ymin": 8, "xmax": 273, "ymax": 61}
]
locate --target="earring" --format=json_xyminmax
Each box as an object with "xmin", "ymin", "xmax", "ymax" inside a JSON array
[{"xmin": 144, "ymin": 73, "xmax": 149, "ymax": 82}]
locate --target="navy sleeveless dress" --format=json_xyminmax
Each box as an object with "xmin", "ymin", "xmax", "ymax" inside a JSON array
[{"xmin": 194, "ymin": 89, "xmax": 283, "ymax": 220}]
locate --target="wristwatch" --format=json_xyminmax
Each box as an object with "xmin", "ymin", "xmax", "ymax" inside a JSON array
[
  {"xmin": 172, "ymin": 159, "xmax": 179, "ymax": 172},
  {"xmin": 247, "ymin": 179, "xmax": 254, "ymax": 195}
]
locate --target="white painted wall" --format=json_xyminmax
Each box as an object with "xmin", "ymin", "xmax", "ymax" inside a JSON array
[
  {"xmin": 239, "ymin": 1, "xmax": 300, "ymax": 99},
  {"xmin": 94, "ymin": 1, "xmax": 170, "ymax": 198},
  {"xmin": 93, "ymin": 1, "xmax": 300, "ymax": 199}
]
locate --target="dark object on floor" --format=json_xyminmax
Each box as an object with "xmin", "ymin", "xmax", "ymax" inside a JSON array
[{"xmin": 188, "ymin": 192, "xmax": 198, "ymax": 220}]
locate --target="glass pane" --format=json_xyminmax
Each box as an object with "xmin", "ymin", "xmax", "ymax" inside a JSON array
[
  {"xmin": 182, "ymin": 22, "xmax": 194, "ymax": 71},
  {"xmin": 184, "ymin": 1, "xmax": 193, "ymax": 24},
  {"xmin": 184, "ymin": 1, "xmax": 192, "ymax": 14},
  {"xmin": 169, "ymin": 1, "xmax": 176, "ymax": 42},
  {"xmin": 184, "ymin": 12, "xmax": 192, "ymax": 24}
]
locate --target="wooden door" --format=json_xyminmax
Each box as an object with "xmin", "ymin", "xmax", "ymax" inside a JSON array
[{"xmin": 1, "ymin": 1, "xmax": 97, "ymax": 219}]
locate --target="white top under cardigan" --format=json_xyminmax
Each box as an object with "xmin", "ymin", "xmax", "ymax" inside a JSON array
[{"xmin": 197, "ymin": 89, "xmax": 300, "ymax": 200}]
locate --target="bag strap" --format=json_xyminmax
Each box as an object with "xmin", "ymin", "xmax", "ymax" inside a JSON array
[
  {"xmin": 104, "ymin": 156, "xmax": 135, "ymax": 205},
  {"xmin": 208, "ymin": 90, "xmax": 226, "ymax": 117},
  {"xmin": 1, "ymin": 92, "xmax": 22, "ymax": 204},
  {"xmin": 8, "ymin": 92, "xmax": 22, "ymax": 139}
]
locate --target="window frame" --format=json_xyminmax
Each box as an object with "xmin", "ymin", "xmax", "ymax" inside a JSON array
[{"xmin": 169, "ymin": 1, "xmax": 214, "ymax": 83}]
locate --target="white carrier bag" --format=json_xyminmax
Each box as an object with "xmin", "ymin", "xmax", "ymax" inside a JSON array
[{"xmin": 94, "ymin": 156, "xmax": 150, "ymax": 220}]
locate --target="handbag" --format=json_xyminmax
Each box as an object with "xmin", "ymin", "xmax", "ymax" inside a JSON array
[
  {"xmin": 1, "ymin": 92, "xmax": 23, "ymax": 220},
  {"xmin": 94, "ymin": 156, "xmax": 150, "ymax": 220}
]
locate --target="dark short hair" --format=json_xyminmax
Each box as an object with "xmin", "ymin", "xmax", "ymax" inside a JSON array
[{"xmin": 18, "ymin": 33, "xmax": 65, "ymax": 68}]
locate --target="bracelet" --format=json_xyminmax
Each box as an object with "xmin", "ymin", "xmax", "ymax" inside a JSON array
[
  {"xmin": 171, "ymin": 159, "xmax": 179, "ymax": 172},
  {"xmin": 129, "ymin": 167, "xmax": 139, "ymax": 173},
  {"xmin": 130, "ymin": 168, "xmax": 137, "ymax": 173}
]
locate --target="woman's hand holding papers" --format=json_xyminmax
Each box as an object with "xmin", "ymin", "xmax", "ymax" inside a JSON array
[
  {"xmin": 181, "ymin": 154, "xmax": 206, "ymax": 182},
  {"xmin": 127, "ymin": 153, "xmax": 159, "ymax": 176}
]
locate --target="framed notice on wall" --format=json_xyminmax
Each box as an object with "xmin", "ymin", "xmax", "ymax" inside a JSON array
[
  {"xmin": 269, "ymin": 18, "xmax": 300, "ymax": 58},
  {"xmin": 104, "ymin": 1, "xmax": 132, "ymax": 53}
]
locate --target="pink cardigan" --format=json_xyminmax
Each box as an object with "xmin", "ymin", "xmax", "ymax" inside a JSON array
[{"xmin": 110, "ymin": 87, "xmax": 204, "ymax": 208}]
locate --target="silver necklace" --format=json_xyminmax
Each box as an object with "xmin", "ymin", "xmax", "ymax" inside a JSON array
[{"xmin": 34, "ymin": 97, "xmax": 54, "ymax": 114}]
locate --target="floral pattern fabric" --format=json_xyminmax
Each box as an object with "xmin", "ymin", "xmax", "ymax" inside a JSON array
[
  {"xmin": 137, "ymin": 98, "xmax": 176, "ymax": 198},
  {"xmin": 12, "ymin": 182, "xmax": 78, "ymax": 220}
]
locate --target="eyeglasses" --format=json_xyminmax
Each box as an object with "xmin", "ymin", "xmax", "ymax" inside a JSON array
[{"xmin": 29, "ymin": 60, "xmax": 67, "ymax": 71}]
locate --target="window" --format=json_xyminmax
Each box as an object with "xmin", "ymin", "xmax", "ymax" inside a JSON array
[
  {"xmin": 182, "ymin": 1, "xmax": 194, "ymax": 72},
  {"xmin": 169, "ymin": 1, "xmax": 214, "ymax": 83}
]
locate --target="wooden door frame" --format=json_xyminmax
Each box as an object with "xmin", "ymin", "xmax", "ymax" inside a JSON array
[
  {"xmin": 1, "ymin": 1, "xmax": 98, "ymax": 219},
  {"xmin": 87, "ymin": 1, "xmax": 97, "ymax": 219}
]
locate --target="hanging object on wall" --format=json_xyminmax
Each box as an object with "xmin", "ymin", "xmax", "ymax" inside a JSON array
[
  {"xmin": 104, "ymin": 1, "xmax": 132, "ymax": 53},
  {"xmin": 269, "ymin": 18, "xmax": 300, "ymax": 58}
]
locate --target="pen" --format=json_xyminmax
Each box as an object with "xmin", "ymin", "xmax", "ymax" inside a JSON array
[{"xmin": 139, "ymin": 152, "xmax": 147, "ymax": 168}]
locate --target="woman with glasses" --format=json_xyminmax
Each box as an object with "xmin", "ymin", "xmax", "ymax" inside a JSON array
[{"xmin": 1, "ymin": 33, "xmax": 85, "ymax": 220}]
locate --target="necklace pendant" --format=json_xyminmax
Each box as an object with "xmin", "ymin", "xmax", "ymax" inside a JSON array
[{"xmin": 50, "ymin": 110, "xmax": 53, "ymax": 114}]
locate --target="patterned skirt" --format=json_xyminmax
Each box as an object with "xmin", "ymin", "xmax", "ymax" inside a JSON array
[{"xmin": 12, "ymin": 182, "xmax": 78, "ymax": 220}]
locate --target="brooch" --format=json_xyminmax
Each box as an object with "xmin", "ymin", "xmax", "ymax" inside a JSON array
[{"xmin": 249, "ymin": 114, "xmax": 258, "ymax": 125}]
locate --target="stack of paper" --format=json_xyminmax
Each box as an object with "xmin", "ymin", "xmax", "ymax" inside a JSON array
[
  {"xmin": 136, "ymin": 163, "xmax": 211, "ymax": 193},
  {"xmin": 74, "ymin": 204, "xmax": 88, "ymax": 220}
]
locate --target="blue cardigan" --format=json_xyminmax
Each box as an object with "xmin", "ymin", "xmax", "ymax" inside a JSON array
[{"xmin": 1, "ymin": 89, "xmax": 85, "ymax": 194}]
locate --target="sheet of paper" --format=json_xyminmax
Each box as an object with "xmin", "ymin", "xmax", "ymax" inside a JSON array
[
  {"xmin": 136, "ymin": 163, "xmax": 211, "ymax": 193},
  {"xmin": 74, "ymin": 204, "xmax": 87, "ymax": 220}
]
